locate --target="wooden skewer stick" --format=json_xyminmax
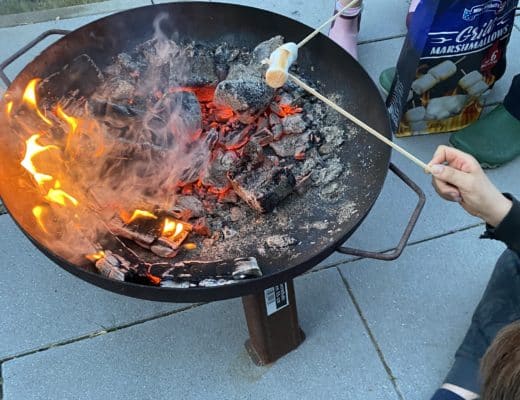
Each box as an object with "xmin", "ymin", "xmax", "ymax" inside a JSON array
[
  {"xmin": 297, "ymin": 0, "xmax": 360, "ymax": 48},
  {"xmin": 288, "ymin": 73, "xmax": 431, "ymax": 172},
  {"xmin": 266, "ymin": 0, "xmax": 360, "ymax": 89}
]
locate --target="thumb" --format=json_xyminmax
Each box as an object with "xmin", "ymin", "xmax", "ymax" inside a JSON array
[{"xmin": 430, "ymin": 164, "xmax": 470, "ymax": 188}]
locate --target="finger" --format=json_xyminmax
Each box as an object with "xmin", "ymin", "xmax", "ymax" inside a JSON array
[
  {"xmin": 429, "ymin": 145, "xmax": 478, "ymax": 173},
  {"xmin": 429, "ymin": 145, "xmax": 450, "ymax": 166},
  {"xmin": 430, "ymin": 164, "xmax": 471, "ymax": 189},
  {"xmin": 432, "ymin": 178, "xmax": 462, "ymax": 202}
]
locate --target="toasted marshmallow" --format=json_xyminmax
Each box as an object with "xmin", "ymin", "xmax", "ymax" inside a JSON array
[{"xmin": 265, "ymin": 42, "xmax": 299, "ymax": 89}]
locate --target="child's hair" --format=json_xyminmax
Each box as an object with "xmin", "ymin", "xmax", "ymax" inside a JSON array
[{"xmin": 480, "ymin": 321, "xmax": 520, "ymax": 400}]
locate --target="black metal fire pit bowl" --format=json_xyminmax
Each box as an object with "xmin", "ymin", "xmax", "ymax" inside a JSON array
[{"xmin": 0, "ymin": 2, "xmax": 425, "ymax": 305}]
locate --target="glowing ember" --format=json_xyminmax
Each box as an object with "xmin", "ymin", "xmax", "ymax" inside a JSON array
[
  {"xmin": 20, "ymin": 134, "xmax": 58, "ymax": 185},
  {"xmin": 6, "ymin": 101, "xmax": 13, "ymax": 116},
  {"xmin": 86, "ymin": 250, "xmax": 106, "ymax": 262},
  {"xmin": 22, "ymin": 78, "xmax": 53, "ymax": 126},
  {"xmin": 278, "ymin": 104, "xmax": 303, "ymax": 117},
  {"xmin": 32, "ymin": 205, "xmax": 48, "ymax": 233},
  {"xmin": 183, "ymin": 243, "xmax": 197, "ymax": 250},
  {"xmin": 44, "ymin": 182, "xmax": 79, "ymax": 207},
  {"xmin": 122, "ymin": 209, "xmax": 158, "ymax": 224}
]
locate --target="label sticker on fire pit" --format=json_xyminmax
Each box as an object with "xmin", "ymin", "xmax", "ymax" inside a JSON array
[{"xmin": 265, "ymin": 283, "xmax": 289, "ymax": 316}]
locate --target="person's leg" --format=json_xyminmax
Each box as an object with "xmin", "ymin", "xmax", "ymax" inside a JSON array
[
  {"xmin": 430, "ymin": 249, "xmax": 520, "ymax": 400},
  {"xmin": 328, "ymin": 0, "xmax": 362, "ymax": 59},
  {"xmin": 450, "ymin": 74, "xmax": 520, "ymax": 168}
]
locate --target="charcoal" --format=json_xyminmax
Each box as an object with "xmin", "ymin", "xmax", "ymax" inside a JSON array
[
  {"xmin": 106, "ymin": 78, "xmax": 136, "ymax": 102},
  {"xmin": 282, "ymin": 114, "xmax": 307, "ymax": 134},
  {"xmin": 250, "ymin": 127, "xmax": 274, "ymax": 146},
  {"xmin": 169, "ymin": 44, "xmax": 219, "ymax": 87},
  {"xmin": 200, "ymin": 150, "xmax": 237, "ymax": 190},
  {"xmin": 229, "ymin": 164, "xmax": 296, "ymax": 213},
  {"xmin": 175, "ymin": 196, "xmax": 204, "ymax": 218},
  {"xmin": 213, "ymin": 36, "xmax": 283, "ymax": 121},
  {"xmin": 269, "ymin": 133, "xmax": 309, "ymax": 158},
  {"xmin": 214, "ymin": 78, "xmax": 275, "ymax": 122},
  {"xmin": 220, "ymin": 125, "xmax": 254, "ymax": 151},
  {"xmin": 269, "ymin": 113, "xmax": 283, "ymax": 140},
  {"xmin": 251, "ymin": 35, "xmax": 284, "ymax": 65},
  {"xmin": 149, "ymin": 91, "xmax": 202, "ymax": 144},
  {"xmin": 38, "ymin": 54, "xmax": 104, "ymax": 105}
]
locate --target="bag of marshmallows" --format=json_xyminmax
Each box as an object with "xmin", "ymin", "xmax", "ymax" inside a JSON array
[{"xmin": 387, "ymin": 0, "xmax": 519, "ymax": 137}]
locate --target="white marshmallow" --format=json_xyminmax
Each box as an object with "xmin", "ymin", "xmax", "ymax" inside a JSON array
[
  {"xmin": 458, "ymin": 70, "xmax": 484, "ymax": 90},
  {"xmin": 411, "ymin": 73, "xmax": 439, "ymax": 95},
  {"xmin": 265, "ymin": 42, "xmax": 299, "ymax": 89},
  {"xmin": 428, "ymin": 60, "xmax": 457, "ymax": 81}
]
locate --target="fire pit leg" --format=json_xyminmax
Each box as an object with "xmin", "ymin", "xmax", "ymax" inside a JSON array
[{"xmin": 242, "ymin": 280, "xmax": 305, "ymax": 365}]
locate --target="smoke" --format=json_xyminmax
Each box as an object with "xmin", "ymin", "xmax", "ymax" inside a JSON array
[{"xmin": 8, "ymin": 13, "xmax": 215, "ymax": 264}]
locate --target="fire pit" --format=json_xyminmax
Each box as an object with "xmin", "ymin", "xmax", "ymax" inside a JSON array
[{"xmin": 0, "ymin": 3, "xmax": 425, "ymax": 365}]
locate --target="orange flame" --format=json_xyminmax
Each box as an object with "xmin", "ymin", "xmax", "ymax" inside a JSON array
[
  {"xmin": 22, "ymin": 78, "xmax": 53, "ymax": 126},
  {"xmin": 32, "ymin": 205, "xmax": 48, "ymax": 233},
  {"xmin": 44, "ymin": 181, "xmax": 79, "ymax": 207},
  {"xmin": 183, "ymin": 243, "xmax": 197, "ymax": 250},
  {"xmin": 6, "ymin": 101, "xmax": 13, "ymax": 116},
  {"xmin": 122, "ymin": 209, "xmax": 158, "ymax": 224},
  {"xmin": 56, "ymin": 105, "xmax": 78, "ymax": 135},
  {"xmin": 162, "ymin": 218, "xmax": 185, "ymax": 239},
  {"xmin": 21, "ymin": 134, "xmax": 59, "ymax": 185},
  {"xmin": 86, "ymin": 250, "xmax": 106, "ymax": 262}
]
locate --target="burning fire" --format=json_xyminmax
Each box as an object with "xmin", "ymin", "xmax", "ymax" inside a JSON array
[
  {"xmin": 20, "ymin": 134, "xmax": 58, "ymax": 185},
  {"xmin": 22, "ymin": 78, "xmax": 53, "ymax": 126},
  {"xmin": 162, "ymin": 218, "xmax": 189, "ymax": 239},
  {"xmin": 121, "ymin": 209, "xmax": 158, "ymax": 224},
  {"xmin": 32, "ymin": 206, "xmax": 48, "ymax": 233},
  {"xmin": 86, "ymin": 250, "xmax": 106, "ymax": 262},
  {"xmin": 44, "ymin": 181, "xmax": 79, "ymax": 207},
  {"xmin": 278, "ymin": 104, "xmax": 303, "ymax": 117},
  {"xmin": 6, "ymin": 101, "xmax": 13, "ymax": 116}
]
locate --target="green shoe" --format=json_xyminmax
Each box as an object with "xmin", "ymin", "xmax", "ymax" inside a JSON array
[
  {"xmin": 450, "ymin": 104, "xmax": 520, "ymax": 168},
  {"xmin": 379, "ymin": 67, "xmax": 396, "ymax": 95}
]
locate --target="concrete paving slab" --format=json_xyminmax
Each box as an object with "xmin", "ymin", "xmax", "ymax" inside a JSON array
[
  {"xmin": 0, "ymin": 0, "xmax": 151, "ymax": 28},
  {"xmin": 0, "ymin": 214, "xmax": 187, "ymax": 360},
  {"xmin": 3, "ymin": 268, "xmax": 398, "ymax": 400},
  {"xmin": 339, "ymin": 226, "xmax": 508, "ymax": 399}
]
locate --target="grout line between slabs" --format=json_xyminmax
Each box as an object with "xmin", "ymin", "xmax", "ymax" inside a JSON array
[
  {"xmin": 309, "ymin": 222, "xmax": 485, "ymax": 272},
  {"xmin": 337, "ymin": 267, "xmax": 405, "ymax": 400},
  {"xmin": 0, "ymin": 302, "xmax": 204, "ymax": 364}
]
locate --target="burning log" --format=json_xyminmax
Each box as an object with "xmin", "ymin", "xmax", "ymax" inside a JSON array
[
  {"xmin": 229, "ymin": 161, "xmax": 296, "ymax": 213},
  {"xmin": 109, "ymin": 212, "xmax": 192, "ymax": 259},
  {"xmin": 94, "ymin": 250, "xmax": 133, "ymax": 281}
]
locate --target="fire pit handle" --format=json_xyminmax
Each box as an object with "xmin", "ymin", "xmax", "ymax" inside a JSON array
[
  {"xmin": 336, "ymin": 162, "xmax": 426, "ymax": 261},
  {"xmin": 0, "ymin": 29, "xmax": 71, "ymax": 86}
]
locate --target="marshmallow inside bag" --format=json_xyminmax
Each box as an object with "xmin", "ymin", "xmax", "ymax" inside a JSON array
[
  {"xmin": 458, "ymin": 70, "xmax": 484, "ymax": 90},
  {"xmin": 265, "ymin": 42, "xmax": 299, "ymax": 88},
  {"xmin": 428, "ymin": 60, "xmax": 457, "ymax": 81},
  {"xmin": 411, "ymin": 73, "xmax": 439, "ymax": 95}
]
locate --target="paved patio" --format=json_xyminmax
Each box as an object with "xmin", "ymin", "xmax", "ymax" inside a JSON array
[{"xmin": 0, "ymin": 1, "xmax": 519, "ymax": 399}]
